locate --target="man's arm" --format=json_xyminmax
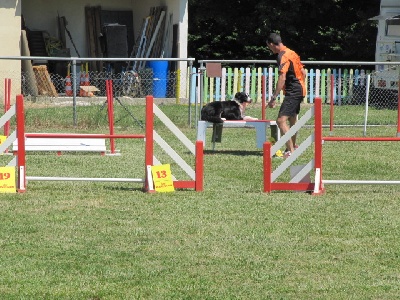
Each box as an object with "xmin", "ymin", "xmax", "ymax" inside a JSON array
[
  {"xmin": 268, "ymin": 72, "xmax": 286, "ymax": 107},
  {"xmin": 273, "ymin": 72, "xmax": 286, "ymax": 98},
  {"xmin": 301, "ymin": 67, "xmax": 306, "ymax": 82}
]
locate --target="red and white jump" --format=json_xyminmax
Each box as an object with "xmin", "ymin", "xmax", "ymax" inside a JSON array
[
  {"xmin": 263, "ymin": 97, "xmax": 400, "ymax": 194},
  {"xmin": 1, "ymin": 79, "xmax": 204, "ymax": 193}
]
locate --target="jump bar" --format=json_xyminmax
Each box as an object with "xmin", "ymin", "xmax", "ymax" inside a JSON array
[
  {"xmin": 25, "ymin": 133, "xmax": 145, "ymax": 139},
  {"xmin": 323, "ymin": 180, "xmax": 400, "ymax": 185},
  {"xmin": 323, "ymin": 137, "xmax": 400, "ymax": 142},
  {"xmin": 26, "ymin": 176, "xmax": 145, "ymax": 182}
]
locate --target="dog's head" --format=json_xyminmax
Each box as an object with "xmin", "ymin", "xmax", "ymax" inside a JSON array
[{"xmin": 234, "ymin": 92, "xmax": 252, "ymax": 104}]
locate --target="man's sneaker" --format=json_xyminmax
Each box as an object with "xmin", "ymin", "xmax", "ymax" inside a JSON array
[{"xmin": 283, "ymin": 151, "xmax": 292, "ymax": 159}]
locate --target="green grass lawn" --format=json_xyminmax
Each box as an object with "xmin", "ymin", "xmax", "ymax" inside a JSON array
[{"xmin": 0, "ymin": 101, "xmax": 400, "ymax": 299}]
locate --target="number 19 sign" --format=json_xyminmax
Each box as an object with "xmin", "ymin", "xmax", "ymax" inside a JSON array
[
  {"xmin": 0, "ymin": 167, "xmax": 16, "ymax": 193},
  {"xmin": 151, "ymin": 164, "xmax": 175, "ymax": 192}
]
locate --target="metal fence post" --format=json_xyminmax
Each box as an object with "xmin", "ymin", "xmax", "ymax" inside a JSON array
[
  {"xmin": 198, "ymin": 62, "xmax": 206, "ymax": 130},
  {"xmin": 72, "ymin": 59, "xmax": 77, "ymax": 126}
]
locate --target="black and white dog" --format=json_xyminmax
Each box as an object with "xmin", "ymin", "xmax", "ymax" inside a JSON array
[{"xmin": 201, "ymin": 92, "xmax": 253, "ymax": 123}]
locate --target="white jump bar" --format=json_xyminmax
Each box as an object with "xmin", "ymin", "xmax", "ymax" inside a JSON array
[
  {"xmin": 26, "ymin": 176, "xmax": 145, "ymax": 183},
  {"xmin": 323, "ymin": 180, "xmax": 400, "ymax": 185}
]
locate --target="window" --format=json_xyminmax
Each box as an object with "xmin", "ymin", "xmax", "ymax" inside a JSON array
[{"xmin": 386, "ymin": 17, "xmax": 400, "ymax": 36}]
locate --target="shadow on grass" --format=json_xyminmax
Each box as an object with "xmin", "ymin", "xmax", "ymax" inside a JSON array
[{"xmin": 103, "ymin": 186, "xmax": 145, "ymax": 192}]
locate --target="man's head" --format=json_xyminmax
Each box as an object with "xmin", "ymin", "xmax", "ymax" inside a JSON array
[{"xmin": 266, "ymin": 33, "xmax": 282, "ymax": 54}]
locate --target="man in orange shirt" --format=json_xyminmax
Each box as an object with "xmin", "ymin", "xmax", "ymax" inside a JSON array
[{"xmin": 266, "ymin": 33, "xmax": 306, "ymax": 158}]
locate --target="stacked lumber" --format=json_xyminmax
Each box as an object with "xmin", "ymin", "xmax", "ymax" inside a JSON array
[
  {"xmin": 149, "ymin": 7, "xmax": 167, "ymax": 58},
  {"xmin": 130, "ymin": 6, "xmax": 169, "ymax": 70},
  {"xmin": 32, "ymin": 65, "xmax": 58, "ymax": 97},
  {"xmin": 85, "ymin": 6, "xmax": 103, "ymax": 72},
  {"xmin": 83, "ymin": 5, "xmax": 170, "ymax": 72}
]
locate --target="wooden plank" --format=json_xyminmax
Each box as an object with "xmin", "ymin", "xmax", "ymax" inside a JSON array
[
  {"xmin": 94, "ymin": 6, "xmax": 103, "ymax": 72},
  {"xmin": 80, "ymin": 85, "xmax": 100, "ymax": 92},
  {"xmin": 21, "ymin": 30, "xmax": 39, "ymax": 96},
  {"xmin": 85, "ymin": 6, "xmax": 97, "ymax": 71},
  {"xmin": 145, "ymin": 11, "xmax": 165, "ymax": 58},
  {"xmin": 57, "ymin": 15, "xmax": 67, "ymax": 48}
]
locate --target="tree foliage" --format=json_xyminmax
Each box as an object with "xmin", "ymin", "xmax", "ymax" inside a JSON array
[{"xmin": 188, "ymin": 0, "xmax": 381, "ymax": 61}]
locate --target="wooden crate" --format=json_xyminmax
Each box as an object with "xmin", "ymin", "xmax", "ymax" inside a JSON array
[{"xmin": 33, "ymin": 65, "xmax": 58, "ymax": 97}]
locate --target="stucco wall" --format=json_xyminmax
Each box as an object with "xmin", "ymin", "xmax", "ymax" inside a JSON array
[{"xmin": 0, "ymin": 0, "xmax": 21, "ymax": 97}]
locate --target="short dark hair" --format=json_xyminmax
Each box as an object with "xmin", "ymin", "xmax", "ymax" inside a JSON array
[{"xmin": 267, "ymin": 33, "xmax": 281, "ymax": 45}]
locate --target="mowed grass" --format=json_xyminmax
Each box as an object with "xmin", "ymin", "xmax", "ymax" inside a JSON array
[{"xmin": 0, "ymin": 100, "xmax": 400, "ymax": 299}]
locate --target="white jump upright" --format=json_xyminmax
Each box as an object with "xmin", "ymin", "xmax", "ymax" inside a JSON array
[{"xmin": 263, "ymin": 97, "xmax": 324, "ymax": 194}]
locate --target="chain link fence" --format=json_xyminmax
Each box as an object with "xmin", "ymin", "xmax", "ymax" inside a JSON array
[
  {"xmin": 1, "ymin": 58, "xmax": 399, "ymax": 129},
  {"xmin": 337, "ymin": 66, "xmax": 399, "ymax": 110},
  {"xmin": 0, "ymin": 58, "xmax": 193, "ymax": 104},
  {"xmin": 20, "ymin": 65, "xmax": 182, "ymax": 99}
]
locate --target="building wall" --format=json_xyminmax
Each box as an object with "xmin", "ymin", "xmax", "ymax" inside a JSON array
[
  {"xmin": 0, "ymin": 0, "xmax": 21, "ymax": 98},
  {"xmin": 374, "ymin": 0, "xmax": 400, "ymax": 63}
]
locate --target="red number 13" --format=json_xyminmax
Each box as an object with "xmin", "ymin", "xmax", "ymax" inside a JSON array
[{"xmin": 156, "ymin": 170, "xmax": 167, "ymax": 179}]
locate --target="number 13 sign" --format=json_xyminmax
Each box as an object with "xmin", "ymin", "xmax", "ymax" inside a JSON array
[{"xmin": 151, "ymin": 164, "xmax": 175, "ymax": 192}]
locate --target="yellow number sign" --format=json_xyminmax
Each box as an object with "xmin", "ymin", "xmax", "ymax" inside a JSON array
[
  {"xmin": 0, "ymin": 166, "xmax": 16, "ymax": 193},
  {"xmin": 151, "ymin": 164, "xmax": 175, "ymax": 192}
]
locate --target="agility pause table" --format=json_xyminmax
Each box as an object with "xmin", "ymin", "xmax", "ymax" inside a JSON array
[{"xmin": 197, "ymin": 120, "xmax": 280, "ymax": 150}]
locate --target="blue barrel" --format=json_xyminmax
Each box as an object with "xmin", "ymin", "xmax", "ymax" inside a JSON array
[{"xmin": 148, "ymin": 61, "xmax": 169, "ymax": 97}]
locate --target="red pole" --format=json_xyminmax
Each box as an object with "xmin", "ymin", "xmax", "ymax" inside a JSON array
[
  {"xmin": 330, "ymin": 74, "xmax": 334, "ymax": 134},
  {"xmin": 195, "ymin": 140, "xmax": 204, "ymax": 191},
  {"xmin": 106, "ymin": 80, "xmax": 116, "ymax": 154},
  {"xmin": 144, "ymin": 95, "xmax": 154, "ymax": 191},
  {"xmin": 16, "ymin": 95, "xmax": 26, "ymax": 193},
  {"xmin": 262, "ymin": 75, "xmax": 266, "ymax": 120},
  {"xmin": 263, "ymin": 142, "xmax": 272, "ymax": 193},
  {"xmin": 313, "ymin": 97, "xmax": 324, "ymax": 195},
  {"xmin": 397, "ymin": 79, "xmax": 400, "ymax": 137}
]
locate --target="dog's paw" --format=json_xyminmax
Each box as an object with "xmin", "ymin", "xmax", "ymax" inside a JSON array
[
  {"xmin": 243, "ymin": 116, "xmax": 258, "ymax": 121},
  {"xmin": 221, "ymin": 118, "xmax": 226, "ymax": 121}
]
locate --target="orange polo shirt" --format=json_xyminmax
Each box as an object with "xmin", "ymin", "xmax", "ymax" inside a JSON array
[{"xmin": 276, "ymin": 46, "xmax": 306, "ymax": 97}]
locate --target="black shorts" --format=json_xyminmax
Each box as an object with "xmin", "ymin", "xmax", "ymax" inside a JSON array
[{"xmin": 278, "ymin": 95, "xmax": 303, "ymax": 118}]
